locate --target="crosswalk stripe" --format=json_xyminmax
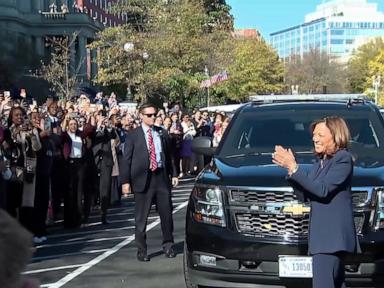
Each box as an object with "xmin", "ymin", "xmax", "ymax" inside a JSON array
[
  {"xmin": 32, "ymin": 249, "xmax": 109, "ymax": 262},
  {"xmin": 46, "ymin": 225, "xmax": 135, "ymax": 239},
  {"xmin": 36, "ymin": 236, "xmax": 129, "ymax": 249},
  {"xmin": 24, "ymin": 264, "xmax": 84, "ymax": 275}
]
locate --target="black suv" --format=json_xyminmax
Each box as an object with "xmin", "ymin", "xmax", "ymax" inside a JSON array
[{"xmin": 184, "ymin": 94, "xmax": 384, "ymax": 288}]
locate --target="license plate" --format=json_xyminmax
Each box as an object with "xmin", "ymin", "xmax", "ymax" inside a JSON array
[{"xmin": 278, "ymin": 255, "xmax": 312, "ymax": 278}]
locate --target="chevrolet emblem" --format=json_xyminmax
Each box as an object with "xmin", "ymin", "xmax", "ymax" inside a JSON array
[
  {"xmin": 263, "ymin": 223, "xmax": 273, "ymax": 230},
  {"xmin": 282, "ymin": 204, "xmax": 310, "ymax": 216}
]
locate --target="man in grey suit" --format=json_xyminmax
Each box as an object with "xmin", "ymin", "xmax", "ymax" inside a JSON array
[{"xmin": 120, "ymin": 103, "xmax": 179, "ymax": 262}]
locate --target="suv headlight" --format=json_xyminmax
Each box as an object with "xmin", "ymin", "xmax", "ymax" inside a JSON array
[
  {"xmin": 191, "ymin": 185, "xmax": 226, "ymax": 227},
  {"xmin": 374, "ymin": 190, "xmax": 384, "ymax": 230}
]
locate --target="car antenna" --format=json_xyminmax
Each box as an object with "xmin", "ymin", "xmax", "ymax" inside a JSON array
[{"xmin": 347, "ymin": 99, "xmax": 352, "ymax": 109}]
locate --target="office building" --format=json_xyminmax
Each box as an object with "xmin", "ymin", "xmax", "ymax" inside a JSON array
[
  {"xmin": 76, "ymin": 0, "xmax": 127, "ymax": 27},
  {"xmin": 270, "ymin": 0, "xmax": 384, "ymax": 61}
]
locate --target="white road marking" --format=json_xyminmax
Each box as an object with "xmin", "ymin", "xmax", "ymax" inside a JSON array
[
  {"xmin": 76, "ymin": 216, "xmax": 158, "ymax": 227},
  {"xmin": 87, "ymin": 211, "xmax": 134, "ymax": 219},
  {"xmin": 24, "ymin": 264, "xmax": 84, "ymax": 275},
  {"xmin": 172, "ymin": 188, "xmax": 193, "ymax": 192},
  {"xmin": 46, "ymin": 200, "xmax": 189, "ymax": 288},
  {"xmin": 36, "ymin": 236, "xmax": 129, "ymax": 249},
  {"xmin": 32, "ymin": 249, "xmax": 109, "ymax": 262},
  {"xmin": 46, "ymin": 226, "xmax": 135, "ymax": 239}
]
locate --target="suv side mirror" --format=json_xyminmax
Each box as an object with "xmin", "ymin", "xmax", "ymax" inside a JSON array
[{"xmin": 192, "ymin": 136, "xmax": 216, "ymax": 156}]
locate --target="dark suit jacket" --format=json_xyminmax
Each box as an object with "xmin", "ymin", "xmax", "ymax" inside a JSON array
[
  {"xmin": 120, "ymin": 125, "xmax": 178, "ymax": 193},
  {"xmin": 92, "ymin": 127, "xmax": 117, "ymax": 170},
  {"xmin": 288, "ymin": 149, "xmax": 358, "ymax": 255}
]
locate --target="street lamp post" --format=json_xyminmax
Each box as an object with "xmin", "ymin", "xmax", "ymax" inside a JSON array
[
  {"xmin": 373, "ymin": 75, "xmax": 381, "ymax": 105},
  {"xmin": 291, "ymin": 84, "xmax": 299, "ymax": 95},
  {"xmin": 124, "ymin": 42, "xmax": 135, "ymax": 102},
  {"xmin": 141, "ymin": 51, "xmax": 149, "ymax": 103},
  {"xmin": 204, "ymin": 65, "xmax": 210, "ymax": 107},
  {"xmin": 123, "ymin": 42, "xmax": 149, "ymax": 103}
]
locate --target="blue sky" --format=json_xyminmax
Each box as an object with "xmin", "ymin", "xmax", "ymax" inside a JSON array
[{"xmin": 226, "ymin": 0, "xmax": 384, "ymax": 39}]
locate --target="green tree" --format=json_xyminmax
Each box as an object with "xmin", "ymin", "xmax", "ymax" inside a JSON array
[
  {"xmin": 367, "ymin": 49, "xmax": 384, "ymax": 105},
  {"xmin": 285, "ymin": 48, "xmax": 348, "ymax": 94},
  {"xmin": 347, "ymin": 37, "xmax": 384, "ymax": 93},
  {"xmin": 202, "ymin": 0, "xmax": 234, "ymax": 31},
  {"xmin": 93, "ymin": 0, "xmax": 233, "ymax": 107},
  {"xmin": 216, "ymin": 39, "xmax": 284, "ymax": 102}
]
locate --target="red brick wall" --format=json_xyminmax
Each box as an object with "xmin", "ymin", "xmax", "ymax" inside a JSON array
[{"xmin": 76, "ymin": 0, "xmax": 125, "ymax": 27}]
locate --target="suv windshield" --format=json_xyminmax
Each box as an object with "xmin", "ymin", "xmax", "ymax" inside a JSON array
[{"xmin": 218, "ymin": 106, "xmax": 384, "ymax": 168}]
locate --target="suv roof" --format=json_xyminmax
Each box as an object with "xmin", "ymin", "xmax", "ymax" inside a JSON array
[{"xmin": 248, "ymin": 93, "xmax": 369, "ymax": 104}]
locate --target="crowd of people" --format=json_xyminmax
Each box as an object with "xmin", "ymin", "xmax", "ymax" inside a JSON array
[{"xmin": 0, "ymin": 90, "xmax": 231, "ymax": 245}]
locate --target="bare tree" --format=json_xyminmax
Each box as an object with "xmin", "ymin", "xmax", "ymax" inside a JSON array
[
  {"xmin": 34, "ymin": 32, "xmax": 84, "ymax": 100},
  {"xmin": 285, "ymin": 48, "xmax": 349, "ymax": 94}
]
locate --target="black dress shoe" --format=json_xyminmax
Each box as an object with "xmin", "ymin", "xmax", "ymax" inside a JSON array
[
  {"xmin": 164, "ymin": 247, "xmax": 176, "ymax": 258},
  {"xmin": 101, "ymin": 214, "xmax": 109, "ymax": 225},
  {"xmin": 137, "ymin": 250, "xmax": 150, "ymax": 262}
]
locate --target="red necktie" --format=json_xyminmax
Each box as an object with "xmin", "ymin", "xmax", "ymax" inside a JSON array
[{"xmin": 147, "ymin": 128, "xmax": 157, "ymax": 171}]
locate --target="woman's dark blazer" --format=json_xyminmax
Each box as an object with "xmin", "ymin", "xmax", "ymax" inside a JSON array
[{"xmin": 288, "ymin": 149, "xmax": 359, "ymax": 255}]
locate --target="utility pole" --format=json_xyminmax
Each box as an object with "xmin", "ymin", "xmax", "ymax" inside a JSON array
[
  {"xmin": 204, "ymin": 65, "xmax": 210, "ymax": 107},
  {"xmin": 373, "ymin": 75, "xmax": 381, "ymax": 105}
]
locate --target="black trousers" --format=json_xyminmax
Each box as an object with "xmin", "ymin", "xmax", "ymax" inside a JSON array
[
  {"xmin": 0, "ymin": 177, "xmax": 6, "ymax": 210},
  {"xmin": 83, "ymin": 157, "xmax": 97, "ymax": 220},
  {"xmin": 96, "ymin": 164, "xmax": 112, "ymax": 217},
  {"xmin": 51, "ymin": 158, "xmax": 66, "ymax": 219},
  {"xmin": 134, "ymin": 168, "xmax": 174, "ymax": 252},
  {"xmin": 312, "ymin": 253, "xmax": 346, "ymax": 288},
  {"xmin": 5, "ymin": 180, "xmax": 23, "ymax": 217},
  {"xmin": 33, "ymin": 171, "xmax": 50, "ymax": 236},
  {"xmin": 64, "ymin": 158, "xmax": 84, "ymax": 228}
]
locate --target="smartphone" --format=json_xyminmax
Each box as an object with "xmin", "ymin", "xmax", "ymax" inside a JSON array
[{"xmin": 4, "ymin": 91, "xmax": 10, "ymax": 97}]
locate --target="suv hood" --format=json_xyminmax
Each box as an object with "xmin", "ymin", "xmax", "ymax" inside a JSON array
[{"xmin": 197, "ymin": 156, "xmax": 384, "ymax": 187}]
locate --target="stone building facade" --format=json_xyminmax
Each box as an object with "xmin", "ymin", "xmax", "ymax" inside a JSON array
[{"xmin": 0, "ymin": 0, "xmax": 124, "ymax": 97}]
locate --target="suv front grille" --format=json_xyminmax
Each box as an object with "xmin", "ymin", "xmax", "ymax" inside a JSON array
[
  {"xmin": 235, "ymin": 213, "xmax": 310, "ymax": 238},
  {"xmin": 230, "ymin": 188, "xmax": 368, "ymax": 239},
  {"xmin": 231, "ymin": 190, "xmax": 297, "ymax": 203}
]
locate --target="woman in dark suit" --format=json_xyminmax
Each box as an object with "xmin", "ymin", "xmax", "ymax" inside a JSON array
[
  {"xmin": 272, "ymin": 116, "xmax": 358, "ymax": 288},
  {"xmin": 62, "ymin": 118, "xmax": 86, "ymax": 228}
]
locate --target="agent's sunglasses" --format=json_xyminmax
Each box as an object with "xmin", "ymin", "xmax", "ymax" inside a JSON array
[{"xmin": 143, "ymin": 113, "xmax": 156, "ymax": 118}]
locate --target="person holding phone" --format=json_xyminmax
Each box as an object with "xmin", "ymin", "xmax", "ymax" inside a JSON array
[{"xmin": 43, "ymin": 100, "xmax": 64, "ymax": 221}]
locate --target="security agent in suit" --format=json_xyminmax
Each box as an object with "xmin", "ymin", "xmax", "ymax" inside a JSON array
[
  {"xmin": 272, "ymin": 116, "xmax": 359, "ymax": 288},
  {"xmin": 120, "ymin": 103, "xmax": 179, "ymax": 262}
]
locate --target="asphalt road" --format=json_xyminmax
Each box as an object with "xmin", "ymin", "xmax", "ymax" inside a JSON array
[{"xmin": 25, "ymin": 177, "xmax": 195, "ymax": 288}]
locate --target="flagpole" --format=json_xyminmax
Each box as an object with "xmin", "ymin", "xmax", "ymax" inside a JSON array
[{"xmin": 204, "ymin": 65, "xmax": 210, "ymax": 107}]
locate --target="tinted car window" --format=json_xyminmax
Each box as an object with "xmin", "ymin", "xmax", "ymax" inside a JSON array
[{"xmin": 218, "ymin": 107, "xmax": 384, "ymax": 168}]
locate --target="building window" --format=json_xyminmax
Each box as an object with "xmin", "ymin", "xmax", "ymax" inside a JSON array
[
  {"xmin": 331, "ymin": 30, "xmax": 344, "ymax": 35},
  {"xmin": 346, "ymin": 39, "xmax": 354, "ymax": 45},
  {"xmin": 331, "ymin": 39, "xmax": 344, "ymax": 45}
]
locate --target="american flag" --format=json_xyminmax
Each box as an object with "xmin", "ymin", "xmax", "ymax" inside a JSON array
[{"xmin": 200, "ymin": 71, "xmax": 229, "ymax": 88}]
